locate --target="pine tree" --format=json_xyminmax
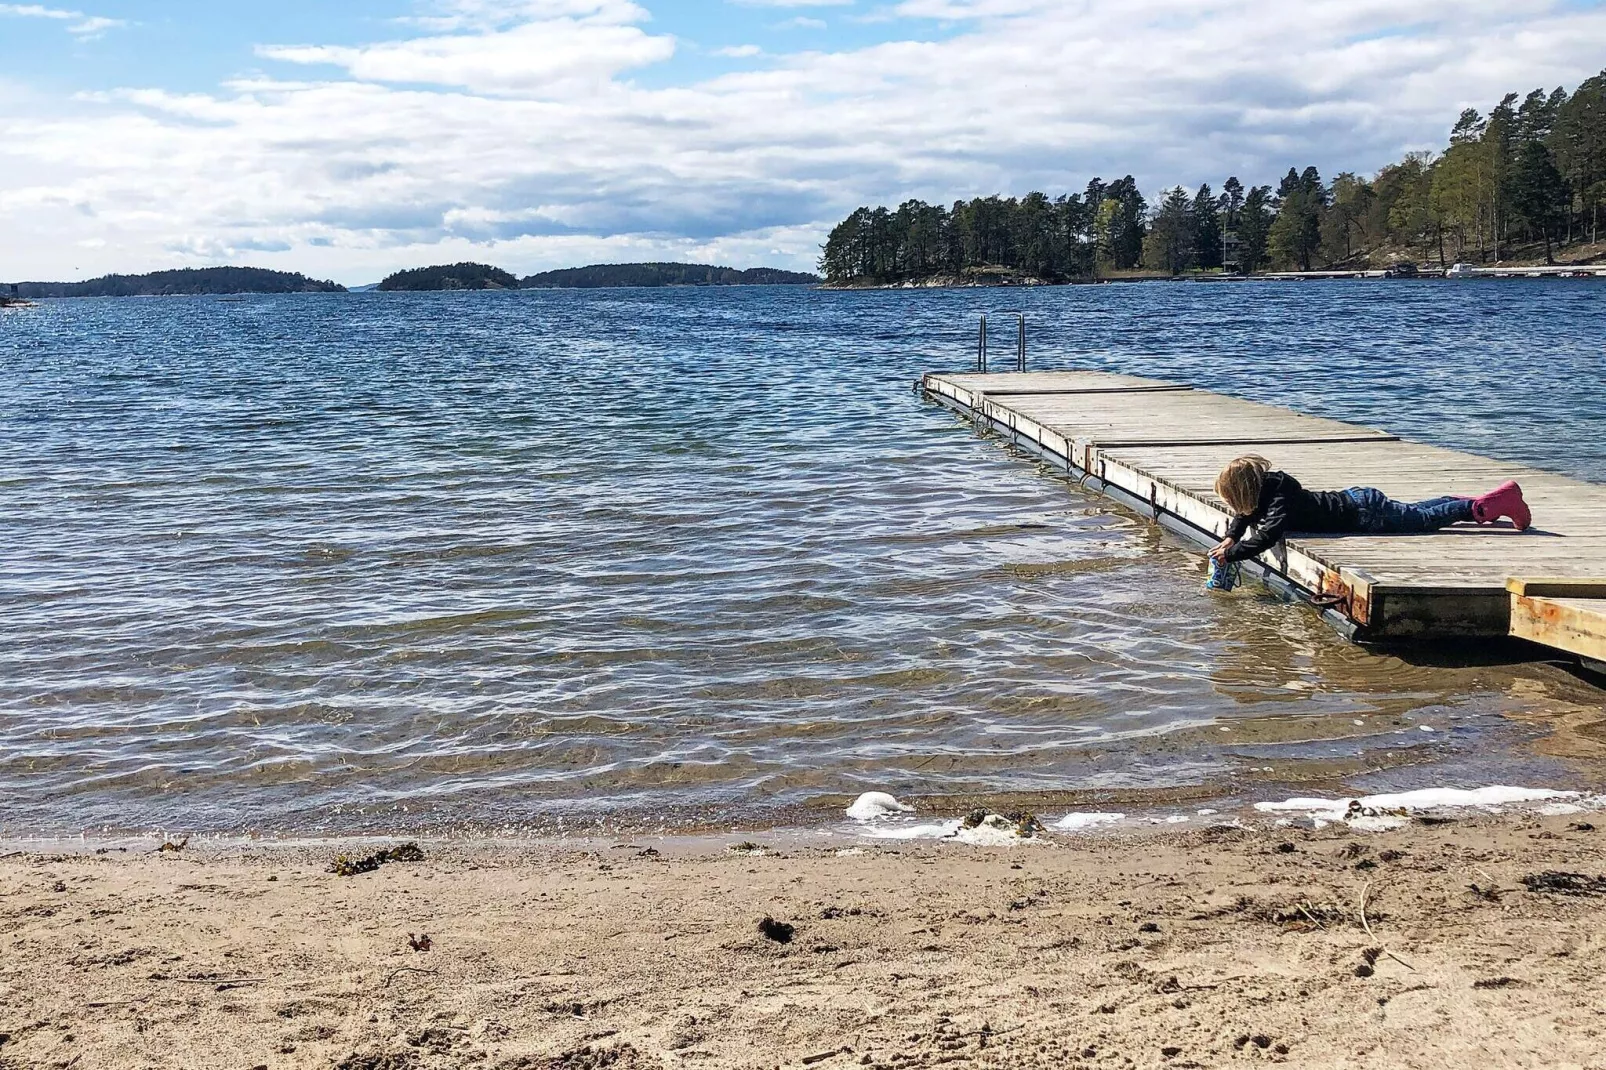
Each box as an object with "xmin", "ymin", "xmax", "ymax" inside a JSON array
[
  {"xmin": 1143, "ymin": 186, "xmax": 1196, "ymax": 275},
  {"xmin": 1237, "ymin": 186, "xmax": 1274, "ymax": 272},
  {"xmin": 1191, "ymin": 184, "xmax": 1222, "ymax": 269},
  {"xmin": 1510, "ymin": 140, "xmax": 1569, "ymax": 262},
  {"xmin": 1269, "ymin": 167, "xmax": 1327, "ymax": 270}
]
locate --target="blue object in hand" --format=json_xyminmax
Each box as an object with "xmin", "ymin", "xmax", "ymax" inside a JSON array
[{"xmin": 1206, "ymin": 557, "xmax": 1241, "ymax": 592}]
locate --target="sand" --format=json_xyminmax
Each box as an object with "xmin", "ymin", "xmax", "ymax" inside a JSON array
[{"xmin": 4, "ymin": 812, "xmax": 1606, "ymax": 1070}]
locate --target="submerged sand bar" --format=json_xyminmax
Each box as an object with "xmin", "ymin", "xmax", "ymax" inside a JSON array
[{"xmin": 921, "ymin": 370, "xmax": 1606, "ymax": 653}]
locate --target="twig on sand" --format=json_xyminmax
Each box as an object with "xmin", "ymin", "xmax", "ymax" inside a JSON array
[
  {"xmin": 1358, "ymin": 881, "xmax": 1416, "ymax": 972},
  {"xmin": 1297, "ymin": 903, "xmax": 1328, "ymax": 930},
  {"xmin": 173, "ymin": 977, "xmax": 263, "ymax": 986},
  {"xmin": 87, "ymin": 998, "xmax": 149, "ymax": 1008},
  {"xmin": 1381, "ymin": 948, "xmax": 1416, "ymax": 971},
  {"xmin": 1182, "ymin": 975, "xmax": 1247, "ymax": 991},
  {"xmin": 384, "ymin": 965, "xmax": 439, "ymax": 987},
  {"xmin": 1359, "ymin": 882, "xmax": 1377, "ymax": 941}
]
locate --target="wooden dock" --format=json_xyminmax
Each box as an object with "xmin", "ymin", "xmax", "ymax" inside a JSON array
[
  {"xmin": 921, "ymin": 370, "xmax": 1606, "ymax": 660},
  {"xmin": 1508, "ymin": 580, "xmax": 1606, "ymax": 668}
]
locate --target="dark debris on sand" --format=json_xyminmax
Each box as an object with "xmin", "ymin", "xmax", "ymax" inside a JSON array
[
  {"xmin": 758, "ymin": 916, "xmax": 795, "ymax": 943},
  {"xmin": 1521, "ymin": 871, "xmax": 1606, "ymax": 896},
  {"xmin": 330, "ymin": 843, "xmax": 426, "ymax": 878}
]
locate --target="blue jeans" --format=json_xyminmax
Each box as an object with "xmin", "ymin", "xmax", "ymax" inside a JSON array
[{"xmin": 1345, "ymin": 488, "xmax": 1474, "ymax": 534}]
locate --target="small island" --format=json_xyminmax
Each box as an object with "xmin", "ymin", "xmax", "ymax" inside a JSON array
[
  {"xmin": 377, "ymin": 262, "xmax": 521, "ymax": 291},
  {"xmin": 11, "ymin": 267, "xmax": 344, "ymax": 298},
  {"xmin": 520, "ymin": 262, "xmax": 818, "ymax": 288}
]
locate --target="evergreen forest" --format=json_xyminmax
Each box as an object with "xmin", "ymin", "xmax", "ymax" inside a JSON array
[
  {"xmin": 521, "ymin": 263, "xmax": 817, "ymax": 287},
  {"xmin": 13, "ymin": 267, "xmax": 344, "ymax": 298},
  {"xmin": 819, "ymin": 74, "xmax": 1606, "ymax": 284},
  {"xmin": 377, "ymin": 263, "xmax": 521, "ymax": 291}
]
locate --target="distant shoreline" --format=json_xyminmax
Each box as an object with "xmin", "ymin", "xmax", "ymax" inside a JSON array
[{"xmin": 13, "ymin": 260, "xmax": 1605, "ymax": 302}]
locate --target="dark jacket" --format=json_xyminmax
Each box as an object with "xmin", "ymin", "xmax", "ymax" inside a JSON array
[{"xmin": 1224, "ymin": 470, "xmax": 1358, "ymax": 562}]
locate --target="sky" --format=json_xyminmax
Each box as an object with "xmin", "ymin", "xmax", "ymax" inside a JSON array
[{"xmin": 3, "ymin": 0, "xmax": 1606, "ymax": 284}]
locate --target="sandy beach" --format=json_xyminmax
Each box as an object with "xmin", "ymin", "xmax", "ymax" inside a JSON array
[{"xmin": 5, "ymin": 809, "xmax": 1606, "ymax": 1070}]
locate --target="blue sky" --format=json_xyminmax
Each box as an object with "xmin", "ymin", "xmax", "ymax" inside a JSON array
[
  {"xmin": 4, "ymin": 0, "xmax": 1606, "ymax": 283},
  {"xmin": 0, "ymin": 1, "xmax": 951, "ymax": 94}
]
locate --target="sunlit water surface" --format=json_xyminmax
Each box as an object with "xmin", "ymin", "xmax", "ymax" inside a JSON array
[{"xmin": 2, "ymin": 282, "xmax": 1604, "ymax": 836}]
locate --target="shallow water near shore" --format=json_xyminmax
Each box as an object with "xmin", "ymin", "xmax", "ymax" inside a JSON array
[{"xmin": 2, "ymin": 281, "xmax": 1604, "ymax": 837}]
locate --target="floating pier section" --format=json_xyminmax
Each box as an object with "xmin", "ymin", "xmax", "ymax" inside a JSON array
[{"xmin": 921, "ymin": 370, "xmax": 1606, "ymax": 665}]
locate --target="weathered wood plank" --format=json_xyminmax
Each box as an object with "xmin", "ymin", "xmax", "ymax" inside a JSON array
[
  {"xmin": 1507, "ymin": 578, "xmax": 1606, "ymax": 598},
  {"xmin": 1510, "ymin": 595, "xmax": 1606, "ymax": 661}
]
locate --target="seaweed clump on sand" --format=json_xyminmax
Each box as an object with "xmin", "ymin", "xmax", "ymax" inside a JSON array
[
  {"xmin": 960, "ymin": 810, "xmax": 1046, "ymax": 839},
  {"xmin": 330, "ymin": 842, "xmax": 426, "ymax": 877},
  {"xmin": 1521, "ymin": 871, "xmax": 1606, "ymax": 896}
]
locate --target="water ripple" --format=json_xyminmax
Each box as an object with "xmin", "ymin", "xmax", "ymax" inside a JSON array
[{"xmin": 1, "ymin": 284, "xmax": 1603, "ymax": 834}]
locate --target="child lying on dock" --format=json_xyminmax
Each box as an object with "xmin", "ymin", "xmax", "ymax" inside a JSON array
[{"xmin": 1208, "ymin": 454, "xmax": 1530, "ymax": 565}]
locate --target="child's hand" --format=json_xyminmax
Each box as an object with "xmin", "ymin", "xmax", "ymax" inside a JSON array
[{"xmin": 1209, "ymin": 538, "xmax": 1236, "ymax": 563}]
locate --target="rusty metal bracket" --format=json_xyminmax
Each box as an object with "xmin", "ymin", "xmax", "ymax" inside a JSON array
[{"xmin": 1149, "ymin": 484, "xmax": 1161, "ymax": 519}]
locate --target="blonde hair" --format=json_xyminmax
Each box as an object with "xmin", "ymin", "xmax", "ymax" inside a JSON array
[{"xmin": 1215, "ymin": 455, "xmax": 1270, "ymax": 516}]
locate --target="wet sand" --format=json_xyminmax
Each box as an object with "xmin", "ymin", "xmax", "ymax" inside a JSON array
[{"xmin": 5, "ymin": 812, "xmax": 1606, "ymax": 1070}]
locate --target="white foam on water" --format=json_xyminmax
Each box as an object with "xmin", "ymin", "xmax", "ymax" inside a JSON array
[
  {"xmin": 846, "ymin": 791, "xmax": 915, "ymax": 821},
  {"xmin": 853, "ymin": 813, "xmax": 1045, "ymax": 846},
  {"xmin": 855, "ymin": 820, "xmax": 962, "ymax": 841},
  {"xmin": 1052, "ymin": 812, "xmax": 1125, "ymax": 831},
  {"xmin": 1255, "ymin": 786, "xmax": 1581, "ymax": 829}
]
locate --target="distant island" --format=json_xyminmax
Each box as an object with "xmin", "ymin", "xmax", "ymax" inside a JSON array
[
  {"xmin": 11, "ymin": 267, "xmax": 344, "ymax": 298},
  {"xmin": 377, "ymin": 262, "xmax": 520, "ymax": 291},
  {"xmin": 6, "ymin": 260, "xmax": 820, "ymax": 301},
  {"xmin": 520, "ymin": 262, "xmax": 818, "ymax": 288}
]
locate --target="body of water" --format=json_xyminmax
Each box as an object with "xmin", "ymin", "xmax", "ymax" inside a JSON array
[{"xmin": 2, "ymin": 281, "xmax": 1604, "ymax": 836}]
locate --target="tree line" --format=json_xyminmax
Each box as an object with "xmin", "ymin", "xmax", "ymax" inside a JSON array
[
  {"xmin": 379, "ymin": 261, "xmax": 819, "ymax": 290},
  {"xmin": 820, "ymin": 71, "xmax": 1606, "ymax": 282},
  {"xmin": 12, "ymin": 267, "xmax": 345, "ymax": 298},
  {"xmin": 521, "ymin": 263, "xmax": 817, "ymax": 288}
]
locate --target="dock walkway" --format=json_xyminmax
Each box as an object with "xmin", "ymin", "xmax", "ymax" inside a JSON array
[{"xmin": 921, "ymin": 370, "xmax": 1606, "ymax": 661}]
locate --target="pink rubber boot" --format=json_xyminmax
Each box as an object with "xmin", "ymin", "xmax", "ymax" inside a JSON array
[{"xmin": 1472, "ymin": 481, "xmax": 1531, "ymax": 531}]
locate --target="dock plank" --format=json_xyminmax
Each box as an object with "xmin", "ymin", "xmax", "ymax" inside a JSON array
[
  {"xmin": 922, "ymin": 369, "xmax": 1606, "ymax": 646},
  {"xmin": 1510, "ymin": 595, "xmax": 1606, "ymax": 662}
]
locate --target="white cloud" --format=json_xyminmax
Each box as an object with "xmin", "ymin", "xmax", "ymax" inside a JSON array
[
  {"xmin": 3, "ymin": 0, "xmax": 1606, "ymax": 282},
  {"xmin": 0, "ymin": 2, "xmax": 125, "ymax": 36},
  {"xmin": 713, "ymin": 43, "xmax": 764, "ymax": 56},
  {"xmin": 261, "ymin": 0, "xmax": 672, "ymax": 95}
]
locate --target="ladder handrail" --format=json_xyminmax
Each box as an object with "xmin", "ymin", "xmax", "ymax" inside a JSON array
[{"xmin": 976, "ymin": 312, "xmax": 1026, "ymax": 373}]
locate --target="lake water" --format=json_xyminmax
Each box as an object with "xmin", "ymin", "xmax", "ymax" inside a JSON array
[{"xmin": 2, "ymin": 282, "xmax": 1604, "ymax": 837}]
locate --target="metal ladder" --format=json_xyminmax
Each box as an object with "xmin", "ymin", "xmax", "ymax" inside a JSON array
[{"xmin": 976, "ymin": 313, "xmax": 1026, "ymax": 373}]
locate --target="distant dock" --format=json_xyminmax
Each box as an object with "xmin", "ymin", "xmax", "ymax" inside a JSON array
[
  {"xmin": 921, "ymin": 370, "xmax": 1606, "ymax": 667},
  {"xmin": 1202, "ymin": 264, "xmax": 1606, "ymax": 281}
]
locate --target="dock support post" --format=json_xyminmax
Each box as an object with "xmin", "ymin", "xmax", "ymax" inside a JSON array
[
  {"xmin": 977, "ymin": 315, "xmax": 988, "ymax": 372},
  {"xmin": 1016, "ymin": 314, "xmax": 1026, "ymax": 372}
]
